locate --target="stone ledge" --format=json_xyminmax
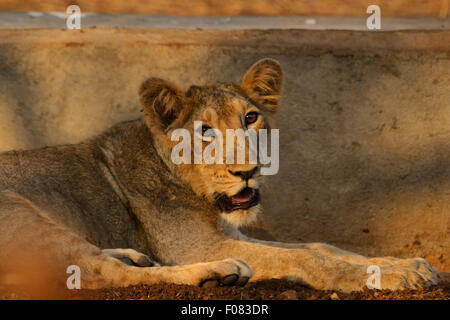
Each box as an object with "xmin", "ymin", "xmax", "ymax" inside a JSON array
[{"xmin": 0, "ymin": 12, "xmax": 450, "ymax": 31}]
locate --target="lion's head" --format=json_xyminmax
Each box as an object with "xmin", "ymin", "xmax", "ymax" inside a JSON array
[{"xmin": 139, "ymin": 58, "xmax": 282, "ymax": 226}]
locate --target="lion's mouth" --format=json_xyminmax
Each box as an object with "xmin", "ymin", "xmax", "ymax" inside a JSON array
[{"xmin": 215, "ymin": 187, "xmax": 260, "ymax": 213}]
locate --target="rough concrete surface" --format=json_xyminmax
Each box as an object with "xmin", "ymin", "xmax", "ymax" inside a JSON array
[
  {"xmin": 2, "ymin": 13, "xmax": 450, "ymax": 30},
  {"xmin": 0, "ymin": 28, "xmax": 449, "ymax": 271}
]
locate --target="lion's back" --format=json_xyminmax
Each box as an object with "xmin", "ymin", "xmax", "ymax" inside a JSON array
[{"xmin": 0, "ymin": 143, "xmax": 137, "ymax": 248}]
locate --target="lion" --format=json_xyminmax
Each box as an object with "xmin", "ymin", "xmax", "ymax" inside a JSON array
[{"xmin": 0, "ymin": 58, "xmax": 439, "ymax": 293}]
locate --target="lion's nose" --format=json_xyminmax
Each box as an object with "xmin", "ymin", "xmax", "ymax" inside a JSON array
[{"xmin": 229, "ymin": 167, "xmax": 258, "ymax": 181}]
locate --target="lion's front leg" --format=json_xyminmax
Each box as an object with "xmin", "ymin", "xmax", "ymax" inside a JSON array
[
  {"xmin": 102, "ymin": 248, "xmax": 160, "ymax": 267},
  {"xmin": 197, "ymin": 238, "xmax": 439, "ymax": 292},
  {"xmin": 0, "ymin": 191, "xmax": 254, "ymax": 291}
]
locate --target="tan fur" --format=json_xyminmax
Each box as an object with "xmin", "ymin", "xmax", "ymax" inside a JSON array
[{"xmin": 0, "ymin": 59, "xmax": 439, "ymax": 293}]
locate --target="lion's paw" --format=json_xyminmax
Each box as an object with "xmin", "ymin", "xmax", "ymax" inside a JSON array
[
  {"xmin": 102, "ymin": 248, "xmax": 160, "ymax": 267},
  {"xmin": 197, "ymin": 259, "xmax": 253, "ymax": 288},
  {"xmin": 368, "ymin": 257, "xmax": 439, "ymax": 290}
]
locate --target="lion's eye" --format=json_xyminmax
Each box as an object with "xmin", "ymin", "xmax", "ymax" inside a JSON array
[
  {"xmin": 245, "ymin": 112, "xmax": 259, "ymax": 125},
  {"xmin": 202, "ymin": 125, "xmax": 212, "ymax": 135},
  {"xmin": 200, "ymin": 125, "xmax": 216, "ymax": 141}
]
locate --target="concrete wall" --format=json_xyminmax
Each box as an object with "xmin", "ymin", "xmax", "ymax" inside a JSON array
[{"xmin": 0, "ymin": 29, "xmax": 449, "ymax": 271}]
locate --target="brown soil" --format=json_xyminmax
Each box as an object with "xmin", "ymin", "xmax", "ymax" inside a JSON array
[{"xmin": 2, "ymin": 274, "xmax": 449, "ymax": 300}]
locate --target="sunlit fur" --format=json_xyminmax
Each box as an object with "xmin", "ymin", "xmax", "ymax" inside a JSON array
[{"xmin": 139, "ymin": 59, "xmax": 283, "ymax": 226}]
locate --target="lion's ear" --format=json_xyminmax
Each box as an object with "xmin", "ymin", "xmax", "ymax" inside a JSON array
[
  {"xmin": 241, "ymin": 58, "xmax": 283, "ymax": 112},
  {"xmin": 139, "ymin": 78, "xmax": 188, "ymax": 133}
]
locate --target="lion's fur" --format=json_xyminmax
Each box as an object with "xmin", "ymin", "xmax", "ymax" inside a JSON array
[{"xmin": 0, "ymin": 59, "xmax": 439, "ymax": 293}]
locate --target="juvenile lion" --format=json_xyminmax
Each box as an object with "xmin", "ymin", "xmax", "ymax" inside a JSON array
[{"xmin": 0, "ymin": 59, "xmax": 439, "ymax": 292}]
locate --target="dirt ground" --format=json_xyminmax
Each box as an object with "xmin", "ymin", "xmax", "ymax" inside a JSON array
[{"xmin": 1, "ymin": 274, "xmax": 449, "ymax": 300}]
